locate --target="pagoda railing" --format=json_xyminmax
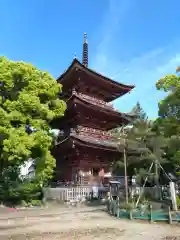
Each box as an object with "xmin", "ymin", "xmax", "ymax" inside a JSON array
[
  {"xmin": 72, "ymin": 90, "xmax": 116, "ymax": 111},
  {"xmin": 71, "ymin": 125, "xmax": 116, "ymax": 140},
  {"xmin": 70, "ymin": 126, "xmax": 147, "ymax": 151}
]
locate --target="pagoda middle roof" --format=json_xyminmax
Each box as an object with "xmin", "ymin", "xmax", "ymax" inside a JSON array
[
  {"xmin": 57, "ymin": 59, "xmax": 135, "ymax": 101},
  {"xmin": 68, "ymin": 93, "xmax": 136, "ymax": 123}
]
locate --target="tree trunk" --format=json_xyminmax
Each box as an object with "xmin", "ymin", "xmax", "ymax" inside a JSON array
[{"xmin": 124, "ymin": 142, "xmax": 128, "ymax": 204}]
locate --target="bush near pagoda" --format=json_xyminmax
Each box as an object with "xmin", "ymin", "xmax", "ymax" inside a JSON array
[{"xmin": 0, "ymin": 57, "xmax": 66, "ymax": 205}]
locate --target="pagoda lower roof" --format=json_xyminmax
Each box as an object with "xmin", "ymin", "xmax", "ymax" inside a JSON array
[
  {"xmin": 57, "ymin": 59, "xmax": 135, "ymax": 102},
  {"xmin": 71, "ymin": 133, "xmax": 118, "ymax": 151},
  {"xmin": 55, "ymin": 133, "xmax": 141, "ymax": 155}
]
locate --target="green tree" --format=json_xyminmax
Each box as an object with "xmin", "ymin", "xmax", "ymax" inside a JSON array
[
  {"xmin": 110, "ymin": 102, "xmax": 146, "ymax": 136},
  {"xmin": 114, "ymin": 119, "xmax": 167, "ymax": 187},
  {"xmin": 0, "ymin": 57, "xmax": 66, "ymax": 185},
  {"xmin": 130, "ymin": 102, "xmax": 147, "ymax": 121},
  {"xmin": 128, "ymin": 119, "xmax": 167, "ymax": 184},
  {"xmin": 156, "ymin": 74, "xmax": 180, "ymax": 133},
  {"xmin": 156, "ymin": 73, "xmax": 180, "ymax": 175},
  {"xmin": 112, "ymin": 104, "xmax": 148, "ymax": 177}
]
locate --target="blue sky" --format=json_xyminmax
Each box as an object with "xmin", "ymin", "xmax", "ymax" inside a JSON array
[{"xmin": 1, "ymin": 0, "xmax": 180, "ymax": 119}]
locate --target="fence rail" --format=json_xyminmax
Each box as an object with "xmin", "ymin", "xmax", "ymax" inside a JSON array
[
  {"xmin": 44, "ymin": 186, "xmax": 91, "ymax": 202},
  {"xmin": 44, "ymin": 186, "xmax": 108, "ymax": 202}
]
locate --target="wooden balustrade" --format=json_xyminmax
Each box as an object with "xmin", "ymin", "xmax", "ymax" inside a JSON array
[
  {"xmin": 73, "ymin": 90, "xmax": 115, "ymax": 111},
  {"xmin": 73, "ymin": 125, "xmax": 115, "ymax": 140}
]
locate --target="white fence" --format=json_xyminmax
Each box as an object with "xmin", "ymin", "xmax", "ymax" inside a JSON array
[
  {"xmin": 44, "ymin": 186, "xmax": 108, "ymax": 202},
  {"xmin": 44, "ymin": 186, "xmax": 91, "ymax": 202}
]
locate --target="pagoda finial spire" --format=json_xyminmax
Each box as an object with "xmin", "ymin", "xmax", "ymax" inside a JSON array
[{"xmin": 82, "ymin": 32, "xmax": 88, "ymax": 67}]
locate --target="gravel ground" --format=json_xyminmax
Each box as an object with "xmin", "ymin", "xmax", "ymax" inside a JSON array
[{"xmin": 0, "ymin": 205, "xmax": 180, "ymax": 239}]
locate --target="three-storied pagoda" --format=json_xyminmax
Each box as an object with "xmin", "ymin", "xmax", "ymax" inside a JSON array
[{"xmin": 52, "ymin": 33, "xmax": 135, "ymax": 185}]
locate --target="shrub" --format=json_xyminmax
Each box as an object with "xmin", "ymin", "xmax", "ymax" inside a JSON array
[
  {"xmin": 119, "ymin": 201, "xmax": 135, "ymax": 210},
  {"xmin": 176, "ymin": 195, "xmax": 180, "ymax": 209}
]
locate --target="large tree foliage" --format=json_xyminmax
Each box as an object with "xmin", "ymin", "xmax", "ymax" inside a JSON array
[
  {"xmin": 156, "ymin": 74, "xmax": 180, "ymax": 133},
  {"xmin": 0, "ymin": 57, "xmax": 66, "ymax": 185},
  {"xmin": 156, "ymin": 72, "xmax": 180, "ymax": 175}
]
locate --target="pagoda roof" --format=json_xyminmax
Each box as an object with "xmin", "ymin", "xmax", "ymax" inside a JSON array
[
  {"xmin": 51, "ymin": 93, "xmax": 136, "ymax": 130},
  {"xmin": 57, "ymin": 58, "xmax": 135, "ymax": 102},
  {"xmin": 69, "ymin": 93, "xmax": 135, "ymax": 124},
  {"xmin": 71, "ymin": 134, "xmax": 118, "ymax": 151},
  {"xmin": 55, "ymin": 132, "xmax": 141, "ymax": 155}
]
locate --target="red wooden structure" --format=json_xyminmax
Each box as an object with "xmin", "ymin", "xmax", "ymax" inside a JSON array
[{"xmin": 52, "ymin": 33, "xmax": 135, "ymax": 185}]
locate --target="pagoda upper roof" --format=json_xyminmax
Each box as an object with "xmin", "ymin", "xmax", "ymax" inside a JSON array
[{"xmin": 57, "ymin": 58, "xmax": 135, "ymax": 102}]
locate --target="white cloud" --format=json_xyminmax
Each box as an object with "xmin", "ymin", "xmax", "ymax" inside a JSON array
[{"xmin": 90, "ymin": 0, "xmax": 180, "ymax": 119}]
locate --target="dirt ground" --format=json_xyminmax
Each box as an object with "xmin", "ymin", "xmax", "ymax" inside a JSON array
[{"xmin": 0, "ymin": 205, "xmax": 180, "ymax": 240}]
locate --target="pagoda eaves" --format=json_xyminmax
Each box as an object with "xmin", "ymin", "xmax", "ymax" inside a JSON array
[
  {"xmin": 57, "ymin": 58, "xmax": 135, "ymax": 102},
  {"xmin": 55, "ymin": 131, "xmax": 139, "ymax": 155},
  {"xmin": 52, "ymin": 91, "xmax": 135, "ymax": 130}
]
